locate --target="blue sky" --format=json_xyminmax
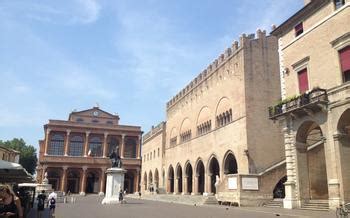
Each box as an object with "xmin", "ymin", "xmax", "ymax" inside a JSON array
[{"xmin": 0, "ymin": 0, "xmax": 303, "ymax": 149}]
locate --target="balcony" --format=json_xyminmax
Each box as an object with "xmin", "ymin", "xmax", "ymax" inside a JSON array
[
  {"xmin": 269, "ymin": 88, "xmax": 328, "ymax": 119},
  {"xmin": 40, "ymin": 155, "xmax": 141, "ymax": 166}
]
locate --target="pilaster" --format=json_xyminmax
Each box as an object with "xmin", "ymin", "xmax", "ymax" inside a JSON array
[
  {"xmin": 80, "ymin": 166, "xmax": 88, "ymax": 195},
  {"xmin": 121, "ymin": 134, "xmax": 125, "ymax": 158},
  {"xmin": 44, "ymin": 128, "xmax": 51, "ymax": 155},
  {"xmin": 84, "ymin": 131, "xmax": 90, "ymax": 157},
  {"xmin": 61, "ymin": 166, "xmax": 68, "ymax": 192},
  {"xmin": 64, "ymin": 129, "xmax": 71, "ymax": 156},
  {"xmin": 103, "ymin": 132, "xmax": 109, "ymax": 158}
]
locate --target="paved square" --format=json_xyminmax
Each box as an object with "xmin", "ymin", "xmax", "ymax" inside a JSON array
[{"xmin": 48, "ymin": 195, "xmax": 335, "ymax": 218}]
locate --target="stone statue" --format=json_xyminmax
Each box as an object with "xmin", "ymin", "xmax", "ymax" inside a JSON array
[
  {"xmin": 109, "ymin": 147, "xmax": 122, "ymax": 168},
  {"xmin": 214, "ymin": 175, "xmax": 220, "ymax": 188},
  {"xmin": 43, "ymin": 171, "xmax": 49, "ymax": 184}
]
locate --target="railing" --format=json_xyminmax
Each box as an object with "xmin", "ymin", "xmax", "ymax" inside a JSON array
[{"xmin": 268, "ymin": 88, "xmax": 328, "ymax": 119}]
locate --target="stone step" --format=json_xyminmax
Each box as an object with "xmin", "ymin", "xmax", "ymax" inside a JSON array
[
  {"xmin": 301, "ymin": 201, "xmax": 329, "ymax": 211},
  {"xmin": 263, "ymin": 199, "xmax": 283, "ymax": 208}
]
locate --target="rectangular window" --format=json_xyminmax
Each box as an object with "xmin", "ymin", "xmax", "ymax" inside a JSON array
[
  {"xmin": 334, "ymin": 0, "xmax": 345, "ymax": 9},
  {"xmin": 295, "ymin": 22, "xmax": 303, "ymax": 37},
  {"xmin": 298, "ymin": 68, "xmax": 309, "ymax": 93},
  {"xmin": 340, "ymin": 46, "xmax": 350, "ymax": 82}
]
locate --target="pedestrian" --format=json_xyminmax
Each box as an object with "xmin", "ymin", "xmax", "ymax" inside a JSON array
[
  {"xmin": 118, "ymin": 189, "xmax": 123, "ymax": 203},
  {"xmin": 37, "ymin": 190, "xmax": 46, "ymax": 218},
  {"xmin": 48, "ymin": 190, "xmax": 57, "ymax": 216},
  {"xmin": 0, "ymin": 185, "xmax": 23, "ymax": 218}
]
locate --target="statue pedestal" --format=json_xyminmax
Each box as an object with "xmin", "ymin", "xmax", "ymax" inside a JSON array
[{"xmin": 101, "ymin": 167, "xmax": 126, "ymax": 204}]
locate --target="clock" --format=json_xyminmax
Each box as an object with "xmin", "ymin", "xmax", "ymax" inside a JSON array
[{"xmin": 93, "ymin": 111, "xmax": 99, "ymax": 116}]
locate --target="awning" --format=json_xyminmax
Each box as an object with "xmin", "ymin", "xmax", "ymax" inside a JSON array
[{"xmin": 0, "ymin": 160, "xmax": 34, "ymax": 183}]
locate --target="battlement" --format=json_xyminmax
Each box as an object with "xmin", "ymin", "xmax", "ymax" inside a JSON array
[
  {"xmin": 143, "ymin": 121, "xmax": 166, "ymax": 142},
  {"xmin": 166, "ymin": 30, "xmax": 268, "ymax": 110}
]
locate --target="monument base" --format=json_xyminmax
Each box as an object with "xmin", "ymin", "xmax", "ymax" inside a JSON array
[{"xmin": 101, "ymin": 167, "xmax": 127, "ymax": 204}]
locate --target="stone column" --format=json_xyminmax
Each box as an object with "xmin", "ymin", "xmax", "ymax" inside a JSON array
[
  {"xmin": 135, "ymin": 168, "xmax": 140, "ymax": 193},
  {"xmin": 206, "ymin": 174, "xmax": 212, "ymax": 195},
  {"xmin": 61, "ymin": 166, "xmax": 68, "ymax": 193},
  {"xmin": 80, "ymin": 166, "xmax": 88, "ymax": 195},
  {"xmin": 283, "ymin": 125, "xmax": 298, "ymax": 209},
  {"xmin": 328, "ymin": 133, "xmax": 344, "ymax": 208},
  {"xmin": 137, "ymin": 135, "xmax": 141, "ymax": 159},
  {"xmin": 41, "ymin": 165, "xmax": 48, "ymax": 182},
  {"xmin": 183, "ymin": 176, "xmax": 188, "ymax": 195},
  {"xmin": 192, "ymin": 175, "xmax": 198, "ymax": 195},
  {"xmin": 84, "ymin": 131, "xmax": 90, "ymax": 157},
  {"xmin": 99, "ymin": 167, "xmax": 107, "ymax": 196},
  {"xmin": 103, "ymin": 132, "xmax": 109, "ymax": 158},
  {"xmin": 64, "ymin": 129, "xmax": 71, "ymax": 156},
  {"xmin": 121, "ymin": 134, "xmax": 125, "ymax": 158},
  {"xmin": 44, "ymin": 128, "xmax": 51, "ymax": 155},
  {"xmin": 174, "ymin": 177, "xmax": 179, "ymax": 194}
]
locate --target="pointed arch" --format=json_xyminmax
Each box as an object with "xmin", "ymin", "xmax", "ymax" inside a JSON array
[
  {"xmin": 222, "ymin": 150, "xmax": 238, "ymax": 174},
  {"xmin": 168, "ymin": 165, "xmax": 175, "ymax": 193},
  {"xmin": 195, "ymin": 158, "xmax": 205, "ymax": 194},
  {"xmin": 184, "ymin": 161, "xmax": 193, "ymax": 194},
  {"xmin": 176, "ymin": 163, "xmax": 183, "ymax": 193},
  {"xmin": 148, "ymin": 170, "xmax": 153, "ymax": 190},
  {"xmin": 143, "ymin": 172, "xmax": 147, "ymax": 191},
  {"xmin": 154, "ymin": 168, "xmax": 159, "ymax": 189},
  {"xmin": 207, "ymin": 154, "xmax": 220, "ymax": 194}
]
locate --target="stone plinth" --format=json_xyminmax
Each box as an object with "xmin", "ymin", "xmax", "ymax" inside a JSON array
[{"xmin": 102, "ymin": 168, "xmax": 126, "ymax": 204}]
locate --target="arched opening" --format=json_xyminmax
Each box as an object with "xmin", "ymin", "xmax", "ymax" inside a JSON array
[
  {"xmin": 185, "ymin": 163, "xmax": 193, "ymax": 194},
  {"xmin": 168, "ymin": 165, "xmax": 174, "ymax": 193},
  {"xmin": 148, "ymin": 171, "xmax": 153, "ymax": 192},
  {"xmin": 208, "ymin": 157, "xmax": 220, "ymax": 194},
  {"xmin": 162, "ymin": 169, "xmax": 165, "ymax": 188},
  {"xmin": 47, "ymin": 170, "xmax": 61, "ymax": 191},
  {"xmin": 196, "ymin": 160, "xmax": 205, "ymax": 194},
  {"xmin": 124, "ymin": 138, "xmax": 137, "ymax": 158},
  {"xmin": 67, "ymin": 170, "xmax": 80, "ymax": 193},
  {"xmin": 176, "ymin": 164, "xmax": 183, "ymax": 194},
  {"xmin": 337, "ymin": 109, "xmax": 350, "ymax": 201},
  {"xmin": 154, "ymin": 169, "xmax": 159, "ymax": 189},
  {"xmin": 143, "ymin": 172, "xmax": 147, "ymax": 191},
  {"xmin": 223, "ymin": 152, "xmax": 238, "ymax": 174},
  {"xmin": 86, "ymin": 171, "xmax": 99, "ymax": 194},
  {"xmin": 296, "ymin": 121, "xmax": 328, "ymax": 200},
  {"xmin": 273, "ymin": 176, "xmax": 287, "ymax": 199},
  {"xmin": 124, "ymin": 171, "xmax": 134, "ymax": 193}
]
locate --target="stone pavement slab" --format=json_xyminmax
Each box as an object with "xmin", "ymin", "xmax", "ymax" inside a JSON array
[{"xmin": 38, "ymin": 195, "xmax": 335, "ymax": 218}]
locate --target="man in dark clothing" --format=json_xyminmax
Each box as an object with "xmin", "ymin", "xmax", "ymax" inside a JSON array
[{"xmin": 37, "ymin": 190, "xmax": 46, "ymax": 218}]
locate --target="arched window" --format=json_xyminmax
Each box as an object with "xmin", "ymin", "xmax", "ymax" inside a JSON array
[
  {"xmin": 69, "ymin": 135, "xmax": 83, "ymax": 156},
  {"xmin": 48, "ymin": 134, "xmax": 64, "ymax": 155},
  {"xmin": 89, "ymin": 136, "xmax": 102, "ymax": 157},
  {"xmin": 124, "ymin": 138, "xmax": 137, "ymax": 158}
]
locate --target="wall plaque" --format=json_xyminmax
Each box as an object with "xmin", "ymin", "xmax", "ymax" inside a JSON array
[
  {"xmin": 228, "ymin": 177, "xmax": 237, "ymax": 190},
  {"xmin": 242, "ymin": 177, "xmax": 259, "ymax": 190}
]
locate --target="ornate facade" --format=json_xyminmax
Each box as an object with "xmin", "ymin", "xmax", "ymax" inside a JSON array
[
  {"xmin": 270, "ymin": 0, "xmax": 350, "ymax": 209},
  {"xmin": 36, "ymin": 107, "xmax": 142, "ymax": 195},
  {"xmin": 142, "ymin": 31, "xmax": 287, "ymax": 206}
]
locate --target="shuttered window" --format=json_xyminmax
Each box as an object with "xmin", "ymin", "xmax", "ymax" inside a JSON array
[
  {"xmin": 339, "ymin": 46, "xmax": 350, "ymax": 82},
  {"xmin": 295, "ymin": 22, "xmax": 303, "ymax": 37},
  {"xmin": 298, "ymin": 68, "xmax": 309, "ymax": 93}
]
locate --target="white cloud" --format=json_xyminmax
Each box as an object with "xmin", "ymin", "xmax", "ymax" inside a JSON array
[{"xmin": 1, "ymin": 0, "xmax": 101, "ymax": 25}]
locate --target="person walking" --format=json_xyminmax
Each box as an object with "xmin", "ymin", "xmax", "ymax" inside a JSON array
[
  {"xmin": 48, "ymin": 191, "xmax": 57, "ymax": 216},
  {"xmin": 36, "ymin": 190, "xmax": 46, "ymax": 218}
]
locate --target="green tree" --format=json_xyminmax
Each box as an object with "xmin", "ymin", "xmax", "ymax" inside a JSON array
[{"xmin": 0, "ymin": 138, "xmax": 37, "ymax": 174}]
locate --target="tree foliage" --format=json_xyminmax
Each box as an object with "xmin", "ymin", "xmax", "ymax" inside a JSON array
[{"xmin": 0, "ymin": 138, "xmax": 37, "ymax": 174}]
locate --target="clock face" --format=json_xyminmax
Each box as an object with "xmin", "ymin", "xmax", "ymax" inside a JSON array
[{"xmin": 93, "ymin": 111, "xmax": 99, "ymax": 116}]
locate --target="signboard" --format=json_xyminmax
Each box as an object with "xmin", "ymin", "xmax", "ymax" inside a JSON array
[
  {"xmin": 228, "ymin": 177, "xmax": 237, "ymax": 190},
  {"xmin": 242, "ymin": 177, "xmax": 259, "ymax": 190}
]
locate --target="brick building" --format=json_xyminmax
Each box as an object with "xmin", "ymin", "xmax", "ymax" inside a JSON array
[
  {"xmin": 269, "ymin": 0, "xmax": 350, "ymax": 209},
  {"xmin": 36, "ymin": 107, "xmax": 142, "ymax": 195},
  {"xmin": 142, "ymin": 31, "xmax": 287, "ymax": 206}
]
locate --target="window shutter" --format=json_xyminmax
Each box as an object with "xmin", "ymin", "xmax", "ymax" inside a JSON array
[
  {"xmin": 298, "ymin": 68, "xmax": 309, "ymax": 93},
  {"xmin": 340, "ymin": 46, "xmax": 350, "ymax": 72}
]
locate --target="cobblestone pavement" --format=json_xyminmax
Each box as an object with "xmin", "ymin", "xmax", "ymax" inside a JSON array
[{"xmin": 30, "ymin": 195, "xmax": 335, "ymax": 218}]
